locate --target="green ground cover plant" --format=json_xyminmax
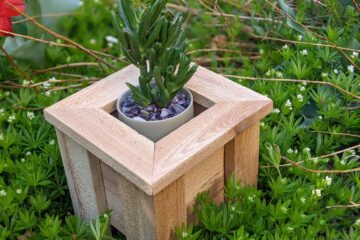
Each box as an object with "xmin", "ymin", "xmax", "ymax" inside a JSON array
[{"xmin": 0, "ymin": 0, "xmax": 359, "ymax": 239}]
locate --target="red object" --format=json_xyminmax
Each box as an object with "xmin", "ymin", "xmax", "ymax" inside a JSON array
[{"xmin": 0, "ymin": 0, "xmax": 25, "ymax": 36}]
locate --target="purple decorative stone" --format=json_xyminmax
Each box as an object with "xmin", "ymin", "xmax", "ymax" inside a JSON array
[
  {"xmin": 121, "ymin": 91, "xmax": 190, "ymax": 121},
  {"xmin": 160, "ymin": 108, "xmax": 170, "ymax": 118},
  {"xmin": 172, "ymin": 104, "xmax": 185, "ymax": 114}
]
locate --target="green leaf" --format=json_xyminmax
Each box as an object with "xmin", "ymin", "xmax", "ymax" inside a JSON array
[
  {"xmin": 126, "ymin": 83, "xmax": 152, "ymax": 106},
  {"xmin": 278, "ymin": 0, "xmax": 306, "ymax": 34}
]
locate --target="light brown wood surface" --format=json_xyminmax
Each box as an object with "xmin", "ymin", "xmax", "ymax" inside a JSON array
[
  {"xmin": 45, "ymin": 64, "xmax": 272, "ymax": 195},
  {"xmin": 225, "ymin": 123, "xmax": 260, "ymax": 186},
  {"xmin": 46, "ymin": 64, "xmax": 272, "ymax": 239}
]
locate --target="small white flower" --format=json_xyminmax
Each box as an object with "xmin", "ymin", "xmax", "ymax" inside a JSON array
[
  {"xmin": 285, "ymin": 99, "xmax": 292, "ymax": 108},
  {"xmin": 282, "ymin": 44, "xmax": 289, "ymax": 49},
  {"xmin": 49, "ymin": 139, "xmax": 56, "ymax": 145},
  {"xmin": 0, "ymin": 190, "xmax": 6, "ymax": 197},
  {"xmin": 272, "ymin": 108, "xmax": 280, "ymax": 114},
  {"xmin": 231, "ymin": 206, "xmax": 236, "ymax": 211},
  {"xmin": 89, "ymin": 39, "xmax": 97, "ymax": 44},
  {"xmin": 302, "ymin": 81, "xmax": 307, "ymax": 86},
  {"xmin": 324, "ymin": 176, "xmax": 332, "ymax": 186},
  {"xmin": 265, "ymin": 70, "xmax": 271, "ymax": 76},
  {"xmin": 45, "ymin": 91, "xmax": 52, "ymax": 97},
  {"xmin": 79, "ymin": 0, "xmax": 84, "ymax": 6},
  {"xmin": 107, "ymin": 42, "xmax": 114, "ymax": 48},
  {"xmin": 0, "ymin": 109, "xmax": 4, "ymax": 114},
  {"xmin": 351, "ymin": 51, "xmax": 358, "ymax": 58},
  {"xmin": 21, "ymin": 158, "xmax": 25, "ymax": 163},
  {"xmin": 27, "ymin": 111, "xmax": 35, "ymax": 120},
  {"xmin": 312, "ymin": 189, "xmax": 322, "ymax": 197},
  {"xmin": 276, "ymin": 71, "xmax": 283, "ymax": 78},
  {"xmin": 105, "ymin": 36, "xmax": 119, "ymax": 44},
  {"xmin": 16, "ymin": 189, "xmax": 22, "ymax": 194},
  {"xmin": 355, "ymin": 219, "xmax": 360, "ymax": 227},
  {"xmin": 43, "ymin": 81, "xmax": 51, "ymax": 89},
  {"xmin": 300, "ymin": 49, "xmax": 308, "ymax": 56},
  {"xmin": 260, "ymin": 122, "xmax": 265, "ymax": 127},
  {"xmin": 297, "ymin": 35, "xmax": 303, "ymax": 41},
  {"xmin": 340, "ymin": 160, "xmax": 346, "ymax": 165},
  {"xmin": 259, "ymin": 49, "xmax": 264, "ymax": 55},
  {"xmin": 248, "ymin": 194, "xmax": 256, "ymax": 202},
  {"xmin": 304, "ymin": 147, "xmax": 311, "ymax": 152},
  {"xmin": 294, "ymin": 149, "xmax": 298, "ymax": 154},
  {"xmin": 348, "ymin": 150, "xmax": 356, "ymax": 155},
  {"xmin": 300, "ymin": 197, "xmax": 306, "ymax": 203},
  {"xmin": 299, "ymin": 86, "xmax": 306, "ymax": 91},
  {"xmin": 281, "ymin": 206, "xmax": 288, "ymax": 213},
  {"xmin": 347, "ymin": 65, "xmax": 354, "ymax": 73},
  {"xmin": 182, "ymin": 232, "xmax": 188, "ymax": 238},
  {"xmin": 0, "ymin": 134, "xmax": 3, "ymax": 141},
  {"xmin": 26, "ymin": 151, "xmax": 31, "ymax": 156},
  {"xmin": 4, "ymin": 92, "xmax": 9, "ymax": 96},
  {"xmin": 318, "ymin": 115, "xmax": 323, "ymax": 120},
  {"xmin": 321, "ymin": 72, "xmax": 328, "ymax": 78},
  {"xmin": 312, "ymin": 157, "xmax": 319, "ymax": 164},
  {"xmin": 23, "ymin": 80, "xmax": 31, "ymax": 86},
  {"xmin": 103, "ymin": 213, "xmax": 108, "ymax": 218},
  {"xmin": 297, "ymin": 94, "xmax": 303, "ymax": 102},
  {"xmin": 287, "ymin": 148, "xmax": 294, "ymax": 154},
  {"xmin": 7, "ymin": 115, "xmax": 16, "ymax": 123},
  {"xmin": 287, "ymin": 226, "xmax": 294, "ymax": 232},
  {"xmin": 334, "ymin": 69, "xmax": 339, "ymax": 74}
]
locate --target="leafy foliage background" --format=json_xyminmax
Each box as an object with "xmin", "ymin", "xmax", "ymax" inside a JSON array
[{"xmin": 0, "ymin": 0, "xmax": 359, "ymax": 239}]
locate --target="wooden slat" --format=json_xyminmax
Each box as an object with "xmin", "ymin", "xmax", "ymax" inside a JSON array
[
  {"xmin": 56, "ymin": 129, "xmax": 107, "ymax": 219},
  {"xmin": 184, "ymin": 147, "xmax": 224, "ymax": 222},
  {"xmin": 152, "ymin": 100, "xmax": 272, "ymax": 194},
  {"xmin": 49, "ymin": 65, "xmax": 139, "ymax": 113},
  {"xmin": 46, "ymin": 108, "xmax": 154, "ymax": 195},
  {"xmin": 186, "ymin": 66, "xmax": 270, "ymax": 107},
  {"xmin": 101, "ymin": 162, "xmax": 157, "ymax": 240},
  {"xmin": 154, "ymin": 177, "xmax": 186, "ymax": 240},
  {"xmin": 224, "ymin": 123, "xmax": 260, "ymax": 186}
]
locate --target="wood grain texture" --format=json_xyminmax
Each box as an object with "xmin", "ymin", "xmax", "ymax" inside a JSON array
[
  {"xmin": 47, "ymin": 108, "xmax": 154, "ymax": 195},
  {"xmin": 152, "ymin": 101, "xmax": 271, "ymax": 194},
  {"xmin": 47, "ymin": 65, "xmax": 140, "ymax": 113},
  {"xmin": 224, "ymin": 123, "xmax": 260, "ymax": 186},
  {"xmin": 186, "ymin": 66, "xmax": 270, "ymax": 107},
  {"xmin": 101, "ymin": 162, "xmax": 157, "ymax": 240},
  {"xmin": 154, "ymin": 177, "xmax": 186, "ymax": 240},
  {"xmin": 45, "ymin": 64, "xmax": 272, "ymax": 194},
  {"xmin": 184, "ymin": 147, "xmax": 224, "ymax": 222},
  {"xmin": 55, "ymin": 129, "xmax": 107, "ymax": 219}
]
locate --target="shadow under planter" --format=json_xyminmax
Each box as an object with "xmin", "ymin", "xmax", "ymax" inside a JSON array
[{"xmin": 44, "ymin": 65, "xmax": 273, "ymax": 240}]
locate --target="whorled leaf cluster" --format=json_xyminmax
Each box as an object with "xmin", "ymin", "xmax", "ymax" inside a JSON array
[{"xmin": 113, "ymin": 0, "xmax": 198, "ymax": 107}]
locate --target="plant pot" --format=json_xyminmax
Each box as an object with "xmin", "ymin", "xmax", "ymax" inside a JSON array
[
  {"xmin": 117, "ymin": 88, "xmax": 194, "ymax": 142},
  {"xmin": 44, "ymin": 65, "xmax": 272, "ymax": 240}
]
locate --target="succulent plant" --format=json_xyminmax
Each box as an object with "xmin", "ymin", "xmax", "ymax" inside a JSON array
[{"xmin": 113, "ymin": 0, "xmax": 198, "ymax": 108}]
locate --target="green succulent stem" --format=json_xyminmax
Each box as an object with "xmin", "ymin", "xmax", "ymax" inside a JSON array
[{"xmin": 114, "ymin": 0, "xmax": 198, "ymax": 107}]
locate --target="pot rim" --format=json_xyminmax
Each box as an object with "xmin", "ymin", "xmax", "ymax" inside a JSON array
[{"xmin": 117, "ymin": 87, "xmax": 194, "ymax": 123}]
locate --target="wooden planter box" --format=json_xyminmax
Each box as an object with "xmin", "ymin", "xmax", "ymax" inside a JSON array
[{"xmin": 44, "ymin": 65, "xmax": 272, "ymax": 240}]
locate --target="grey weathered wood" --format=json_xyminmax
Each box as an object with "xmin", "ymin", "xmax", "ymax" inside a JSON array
[{"xmin": 56, "ymin": 129, "xmax": 107, "ymax": 219}]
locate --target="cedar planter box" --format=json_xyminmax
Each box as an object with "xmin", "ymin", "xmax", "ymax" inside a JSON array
[{"xmin": 44, "ymin": 65, "xmax": 272, "ymax": 240}]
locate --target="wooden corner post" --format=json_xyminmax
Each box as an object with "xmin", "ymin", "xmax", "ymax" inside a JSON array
[
  {"xmin": 224, "ymin": 122, "xmax": 260, "ymax": 186},
  {"xmin": 45, "ymin": 65, "xmax": 272, "ymax": 239}
]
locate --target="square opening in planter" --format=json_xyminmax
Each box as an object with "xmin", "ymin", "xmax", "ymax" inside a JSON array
[{"xmin": 44, "ymin": 64, "xmax": 272, "ymax": 240}]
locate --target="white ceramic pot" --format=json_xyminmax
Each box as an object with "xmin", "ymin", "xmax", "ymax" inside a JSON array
[{"xmin": 117, "ymin": 88, "xmax": 194, "ymax": 142}]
